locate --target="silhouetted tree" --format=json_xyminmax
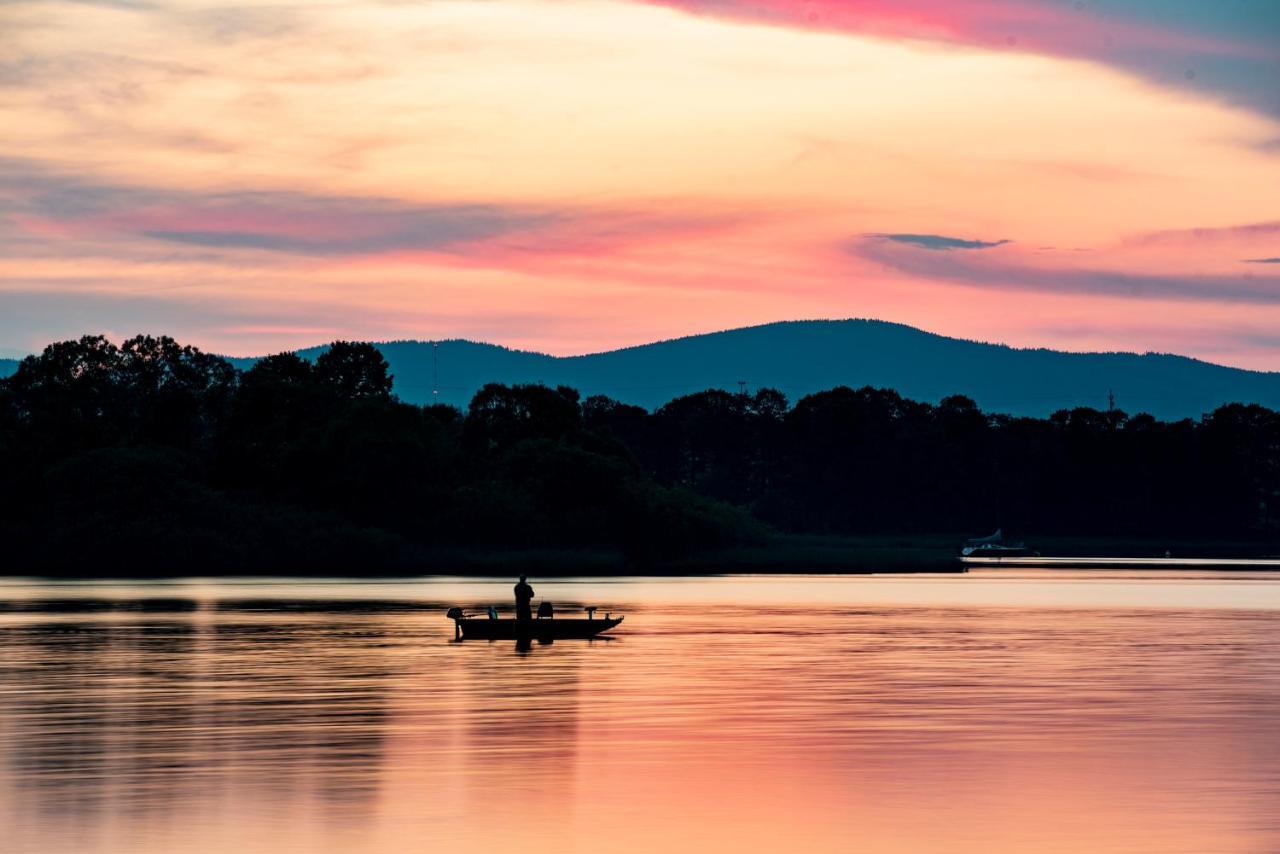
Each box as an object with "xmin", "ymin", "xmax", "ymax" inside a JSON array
[
  {"xmin": 464, "ymin": 383, "xmax": 582, "ymax": 451},
  {"xmin": 6, "ymin": 335, "xmax": 126, "ymax": 453},
  {"xmin": 118, "ymin": 335, "xmax": 237, "ymax": 450},
  {"xmin": 315, "ymin": 341, "xmax": 394, "ymax": 400}
]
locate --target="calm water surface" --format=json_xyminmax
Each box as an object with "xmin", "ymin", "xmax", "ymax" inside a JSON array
[{"xmin": 1, "ymin": 571, "xmax": 1279, "ymax": 854}]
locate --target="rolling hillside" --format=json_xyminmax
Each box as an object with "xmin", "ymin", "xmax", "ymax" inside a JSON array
[
  {"xmin": 7, "ymin": 320, "xmax": 1280, "ymax": 419},
  {"xmin": 297, "ymin": 320, "xmax": 1280, "ymax": 420}
]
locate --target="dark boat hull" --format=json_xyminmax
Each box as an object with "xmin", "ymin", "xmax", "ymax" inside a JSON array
[
  {"xmin": 960, "ymin": 545, "xmax": 1034, "ymax": 558},
  {"xmin": 455, "ymin": 617, "xmax": 623, "ymax": 640}
]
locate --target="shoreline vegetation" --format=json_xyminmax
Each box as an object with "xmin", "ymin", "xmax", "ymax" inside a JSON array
[
  {"xmin": 10, "ymin": 533, "xmax": 1280, "ymax": 579},
  {"xmin": 379, "ymin": 533, "xmax": 1280, "ymax": 576},
  {"xmin": 2, "ymin": 335, "xmax": 1278, "ymax": 577}
]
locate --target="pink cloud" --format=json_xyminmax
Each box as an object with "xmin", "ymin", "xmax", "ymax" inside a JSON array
[
  {"xmin": 646, "ymin": 0, "xmax": 1280, "ymax": 118},
  {"xmin": 651, "ymin": 0, "xmax": 1263, "ymax": 55}
]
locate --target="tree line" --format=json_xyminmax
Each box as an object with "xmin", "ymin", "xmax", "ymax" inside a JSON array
[{"xmin": 1, "ymin": 335, "xmax": 1276, "ymax": 573}]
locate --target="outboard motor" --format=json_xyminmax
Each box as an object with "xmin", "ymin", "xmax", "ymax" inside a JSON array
[
  {"xmin": 446, "ymin": 606, "xmax": 464, "ymax": 639},
  {"xmin": 446, "ymin": 606, "xmax": 464, "ymax": 620}
]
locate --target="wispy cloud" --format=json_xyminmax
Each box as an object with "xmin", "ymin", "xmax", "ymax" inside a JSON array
[
  {"xmin": 1120, "ymin": 222, "xmax": 1280, "ymax": 266},
  {"xmin": 128, "ymin": 202, "xmax": 555, "ymax": 256},
  {"xmin": 170, "ymin": 6, "xmax": 308, "ymax": 45},
  {"xmin": 867, "ymin": 233, "xmax": 1010, "ymax": 251},
  {"xmin": 0, "ymin": 156, "xmax": 562, "ymax": 258},
  {"xmin": 854, "ymin": 237, "xmax": 1280, "ymax": 306},
  {"xmin": 1128, "ymin": 221, "xmax": 1280, "ymax": 247},
  {"xmin": 0, "ymin": 156, "xmax": 749, "ymax": 264}
]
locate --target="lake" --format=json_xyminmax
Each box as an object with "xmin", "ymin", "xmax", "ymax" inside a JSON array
[{"xmin": 1, "ymin": 571, "xmax": 1279, "ymax": 854}]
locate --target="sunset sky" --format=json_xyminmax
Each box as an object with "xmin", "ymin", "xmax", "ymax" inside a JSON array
[{"xmin": 2, "ymin": 0, "xmax": 1279, "ymax": 365}]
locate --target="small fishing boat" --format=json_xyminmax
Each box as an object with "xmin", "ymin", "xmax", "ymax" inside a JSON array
[
  {"xmin": 447, "ymin": 607, "xmax": 623, "ymax": 641},
  {"xmin": 959, "ymin": 528, "xmax": 1035, "ymax": 558}
]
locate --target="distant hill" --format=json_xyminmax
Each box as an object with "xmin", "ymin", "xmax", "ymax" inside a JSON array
[
  {"xmin": 0, "ymin": 358, "xmax": 17, "ymax": 379},
  {"xmin": 285, "ymin": 320, "xmax": 1280, "ymax": 420},
  {"xmin": 8, "ymin": 320, "xmax": 1280, "ymax": 419}
]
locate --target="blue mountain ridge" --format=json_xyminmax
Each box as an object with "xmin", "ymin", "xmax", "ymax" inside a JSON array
[{"xmin": 6, "ymin": 319, "xmax": 1280, "ymax": 419}]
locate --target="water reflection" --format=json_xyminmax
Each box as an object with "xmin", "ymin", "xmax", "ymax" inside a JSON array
[
  {"xmin": 0, "ymin": 609, "xmax": 397, "ymax": 852},
  {"xmin": 459, "ymin": 636, "xmax": 581, "ymax": 833},
  {"xmin": 0, "ymin": 598, "xmax": 200, "ymax": 613},
  {"xmin": 0, "ymin": 576, "xmax": 1278, "ymax": 853}
]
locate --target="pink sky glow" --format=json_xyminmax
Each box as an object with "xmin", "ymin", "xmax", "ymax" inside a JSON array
[{"xmin": 1, "ymin": 0, "xmax": 1278, "ymax": 366}]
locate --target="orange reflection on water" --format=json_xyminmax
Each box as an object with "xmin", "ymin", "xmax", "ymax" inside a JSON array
[{"xmin": 0, "ymin": 573, "xmax": 1278, "ymax": 853}]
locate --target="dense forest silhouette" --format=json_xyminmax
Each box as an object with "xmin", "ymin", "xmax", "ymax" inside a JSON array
[{"xmin": 1, "ymin": 335, "xmax": 1277, "ymax": 574}]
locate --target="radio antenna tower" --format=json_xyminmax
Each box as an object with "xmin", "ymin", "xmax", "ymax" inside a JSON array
[{"xmin": 433, "ymin": 341, "xmax": 439, "ymax": 401}]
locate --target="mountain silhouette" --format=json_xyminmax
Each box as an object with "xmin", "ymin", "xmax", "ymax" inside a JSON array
[{"xmin": 7, "ymin": 320, "xmax": 1280, "ymax": 419}]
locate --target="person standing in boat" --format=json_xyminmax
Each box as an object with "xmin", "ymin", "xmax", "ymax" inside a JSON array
[{"xmin": 514, "ymin": 575, "xmax": 535, "ymax": 622}]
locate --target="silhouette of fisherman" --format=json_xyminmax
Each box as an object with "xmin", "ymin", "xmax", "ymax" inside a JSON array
[{"xmin": 514, "ymin": 575, "xmax": 535, "ymax": 623}]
